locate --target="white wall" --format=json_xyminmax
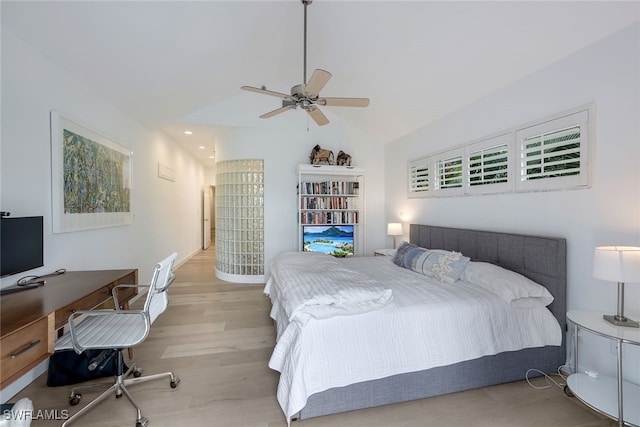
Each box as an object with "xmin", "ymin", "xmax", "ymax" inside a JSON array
[
  {"xmin": 385, "ymin": 24, "xmax": 640, "ymax": 381},
  {"xmin": 1, "ymin": 29, "xmax": 205, "ymax": 400}
]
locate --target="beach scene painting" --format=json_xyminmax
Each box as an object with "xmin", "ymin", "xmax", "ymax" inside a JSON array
[{"xmin": 303, "ymin": 225, "xmax": 354, "ymax": 257}]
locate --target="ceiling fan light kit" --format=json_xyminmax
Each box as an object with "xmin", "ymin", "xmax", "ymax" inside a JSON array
[{"xmin": 241, "ymin": 0, "xmax": 369, "ymax": 126}]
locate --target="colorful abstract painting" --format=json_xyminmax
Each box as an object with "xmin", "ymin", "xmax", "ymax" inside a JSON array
[
  {"xmin": 51, "ymin": 111, "xmax": 132, "ymax": 233},
  {"xmin": 63, "ymin": 129, "xmax": 131, "ymax": 214}
]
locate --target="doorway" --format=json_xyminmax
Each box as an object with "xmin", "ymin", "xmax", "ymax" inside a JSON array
[{"xmin": 203, "ymin": 185, "xmax": 215, "ymax": 249}]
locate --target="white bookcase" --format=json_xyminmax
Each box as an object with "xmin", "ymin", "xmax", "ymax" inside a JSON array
[{"xmin": 298, "ymin": 164, "xmax": 365, "ymax": 256}]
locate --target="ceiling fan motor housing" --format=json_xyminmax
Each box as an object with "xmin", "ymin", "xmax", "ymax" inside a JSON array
[{"xmin": 291, "ymin": 84, "xmax": 307, "ymax": 98}]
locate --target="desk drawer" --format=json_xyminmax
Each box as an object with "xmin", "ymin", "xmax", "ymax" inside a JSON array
[{"xmin": 1, "ymin": 317, "xmax": 51, "ymax": 387}]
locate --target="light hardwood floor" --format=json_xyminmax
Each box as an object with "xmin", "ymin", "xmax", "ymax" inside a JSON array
[{"xmin": 13, "ymin": 247, "xmax": 615, "ymax": 427}]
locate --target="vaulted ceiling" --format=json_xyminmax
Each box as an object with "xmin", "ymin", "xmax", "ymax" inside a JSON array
[{"xmin": 3, "ymin": 1, "xmax": 638, "ymax": 167}]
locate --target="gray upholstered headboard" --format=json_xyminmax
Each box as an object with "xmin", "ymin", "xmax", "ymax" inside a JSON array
[{"xmin": 409, "ymin": 224, "xmax": 567, "ymax": 335}]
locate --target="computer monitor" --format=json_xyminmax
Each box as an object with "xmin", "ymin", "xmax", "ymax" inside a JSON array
[{"xmin": 1, "ymin": 216, "xmax": 44, "ymax": 277}]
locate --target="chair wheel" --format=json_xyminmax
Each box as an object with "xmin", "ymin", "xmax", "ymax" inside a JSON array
[
  {"xmin": 69, "ymin": 394, "xmax": 81, "ymax": 406},
  {"xmin": 170, "ymin": 378, "xmax": 180, "ymax": 388},
  {"xmin": 133, "ymin": 369, "xmax": 143, "ymax": 378}
]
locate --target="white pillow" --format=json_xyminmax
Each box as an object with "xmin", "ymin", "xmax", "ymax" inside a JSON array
[
  {"xmin": 461, "ymin": 261, "xmax": 554, "ymax": 307},
  {"xmin": 376, "ymin": 248, "xmax": 397, "ymax": 257}
]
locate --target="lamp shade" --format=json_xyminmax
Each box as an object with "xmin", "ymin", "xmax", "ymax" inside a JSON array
[
  {"xmin": 387, "ymin": 223, "xmax": 403, "ymax": 236},
  {"xmin": 593, "ymin": 246, "xmax": 640, "ymax": 283}
]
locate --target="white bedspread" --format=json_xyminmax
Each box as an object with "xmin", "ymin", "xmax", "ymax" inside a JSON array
[
  {"xmin": 265, "ymin": 254, "xmax": 563, "ymax": 422},
  {"xmin": 266, "ymin": 252, "xmax": 393, "ymax": 326}
]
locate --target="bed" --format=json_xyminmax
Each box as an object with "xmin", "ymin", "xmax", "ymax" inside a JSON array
[{"xmin": 265, "ymin": 224, "xmax": 566, "ymax": 423}]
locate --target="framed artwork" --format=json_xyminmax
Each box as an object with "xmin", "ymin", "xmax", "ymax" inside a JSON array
[{"xmin": 50, "ymin": 111, "xmax": 132, "ymax": 233}]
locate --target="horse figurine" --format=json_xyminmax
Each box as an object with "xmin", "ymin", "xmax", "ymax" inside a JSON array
[
  {"xmin": 336, "ymin": 150, "xmax": 352, "ymax": 166},
  {"xmin": 309, "ymin": 144, "xmax": 334, "ymax": 165}
]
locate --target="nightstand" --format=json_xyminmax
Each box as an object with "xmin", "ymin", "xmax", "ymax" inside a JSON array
[
  {"xmin": 373, "ymin": 249, "xmax": 395, "ymax": 257},
  {"xmin": 566, "ymin": 310, "xmax": 640, "ymax": 427}
]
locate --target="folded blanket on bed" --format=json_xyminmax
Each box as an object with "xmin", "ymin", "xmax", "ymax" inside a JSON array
[{"xmin": 268, "ymin": 252, "xmax": 393, "ymax": 325}]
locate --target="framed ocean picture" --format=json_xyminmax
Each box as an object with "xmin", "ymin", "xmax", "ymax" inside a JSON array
[{"xmin": 50, "ymin": 111, "xmax": 132, "ymax": 233}]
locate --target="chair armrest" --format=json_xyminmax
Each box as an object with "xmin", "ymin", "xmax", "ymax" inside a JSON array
[
  {"xmin": 110, "ymin": 272, "xmax": 175, "ymax": 309},
  {"xmin": 155, "ymin": 273, "xmax": 176, "ymax": 293},
  {"xmin": 111, "ymin": 284, "xmax": 149, "ymax": 310}
]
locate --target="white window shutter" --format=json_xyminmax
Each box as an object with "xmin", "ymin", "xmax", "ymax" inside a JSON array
[
  {"xmin": 433, "ymin": 149, "xmax": 464, "ymax": 196},
  {"xmin": 516, "ymin": 109, "xmax": 590, "ymax": 191},
  {"xmin": 408, "ymin": 158, "xmax": 430, "ymax": 197},
  {"xmin": 467, "ymin": 133, "xmax": 512, "ymax": 195}
]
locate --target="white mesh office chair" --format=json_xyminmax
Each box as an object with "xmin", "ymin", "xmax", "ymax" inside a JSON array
[{"xmin": 54, "ymin": 252, "xmax": 180, "ymax": 427}]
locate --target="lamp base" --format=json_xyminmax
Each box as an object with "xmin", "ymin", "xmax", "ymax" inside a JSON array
[{"xmin": 603, "ymin": 314, "xmax": 639, "ymax": 328}]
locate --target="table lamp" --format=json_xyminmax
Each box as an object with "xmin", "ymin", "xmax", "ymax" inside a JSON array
[
  {"xmin": 387, "ymin": 223, "xmax": 403, "ymax": 249},
  {"xmin": 593, "ymin": 246, "xmax": 640, "ymax": 328}
]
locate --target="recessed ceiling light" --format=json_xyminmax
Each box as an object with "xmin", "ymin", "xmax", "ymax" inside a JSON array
[
  {"xmin": 184, "ymin": 130, "xmax": 193, "ymax": 135},
  {"xmin": 209, "ymin": 155, "xmax": 215, "ymax": 159},
  {"xmin": 198, "ymin": 146, "xmax": 206, "ymax": 150}
]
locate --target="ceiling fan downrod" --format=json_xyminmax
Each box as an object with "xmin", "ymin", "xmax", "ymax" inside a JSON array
[{"xmin": 302, "ymin": 0, "xmax": 312, "ymax": 85}]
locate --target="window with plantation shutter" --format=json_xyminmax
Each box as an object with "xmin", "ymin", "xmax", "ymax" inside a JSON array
[
  {"xmin": 408, "ymin": 158, "xmax": 430, "ymax": 197},
  {"xmin": 469, "ymin": 145, "xmax": 508, "ymax": 185},
  {"xmin": 405, "ymin": 105, "xmax": 592, "ymax": 198},
  {"xmin": 467, "ymin": 133, "xmax": 511, "ymax": 194},
  {"xmin": 436, "ymin": 156, "xmax": 463, "ymax": 189},
  {"xmin": 516, "ymin": 109, "xmax": 590, "ymax": 191},
  {"xmin": 434, "ymin": 150, "xmax": 464, "ymax": 195},
  {"xmin": 521, "ymin": 126, "xmax": 580, "ymax": 179}
]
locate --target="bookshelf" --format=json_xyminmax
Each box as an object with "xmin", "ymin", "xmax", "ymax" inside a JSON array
[{"xmin": 298, "ymin": 164, "xmax": 365, "ymax": 255}]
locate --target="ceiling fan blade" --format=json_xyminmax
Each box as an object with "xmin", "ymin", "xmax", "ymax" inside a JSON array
[
  {"xmin": 241, "ymin": 85, "xmax": 289, "ymax": 99},
  {"xmin": 304, "ymin": 69, "xmax": 332, "ymax": 97},
  {"xmin": 306, "ymin": 106, "xmax": 329, "ymax": 126},
  {"xmin": 318, "ymin": 97, "xmax": 370, "ymax": 108},
  {"xmin": 259, "ymin": 105, "xmax": 296, "ymax": 119}
]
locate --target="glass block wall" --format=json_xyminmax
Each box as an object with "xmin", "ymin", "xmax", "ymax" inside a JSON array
[{"xmin": 215, "ymin": 159, "xmax": 264, "ymax": 283}]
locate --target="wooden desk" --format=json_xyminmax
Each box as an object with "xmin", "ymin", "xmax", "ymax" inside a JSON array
[{"xmin": 0, "ymin": 269, "xmax": 138, "ymax": 389}]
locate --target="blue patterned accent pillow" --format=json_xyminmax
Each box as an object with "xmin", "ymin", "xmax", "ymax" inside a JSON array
[
  {"xmin": 392, "ymin": 241, "xmax": 414, "ymax": 267},
  {"xmin": 393, "ymin": 242, "xmax": 470, "ymax": 283}
]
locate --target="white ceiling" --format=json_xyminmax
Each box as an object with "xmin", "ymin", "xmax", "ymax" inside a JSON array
[{"xmin": 3, "ymin": 1, "xmax": 639, "ymax": 167}]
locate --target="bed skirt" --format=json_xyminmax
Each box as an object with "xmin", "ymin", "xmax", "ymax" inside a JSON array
[{"xmin": 299, "ymin": 344, "xmax": 564, "ymax": 419}]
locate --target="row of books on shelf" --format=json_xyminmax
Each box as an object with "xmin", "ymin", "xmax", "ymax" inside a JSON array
[
  {"xmin": 300, "ymin": 181, "xmax": 359, "ymax": 195},
  {"xmin": 300, "ymin": 211, "xmax": 359, "ymax": 224},
  {"xmin": 300, "ymin": 196, "xmax": 356, "ymax": 210}
]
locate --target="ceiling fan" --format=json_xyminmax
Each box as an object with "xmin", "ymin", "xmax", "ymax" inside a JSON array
[{"xmin": 241, "ymin": 0, "xmax": 369, "ymax": 126}]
